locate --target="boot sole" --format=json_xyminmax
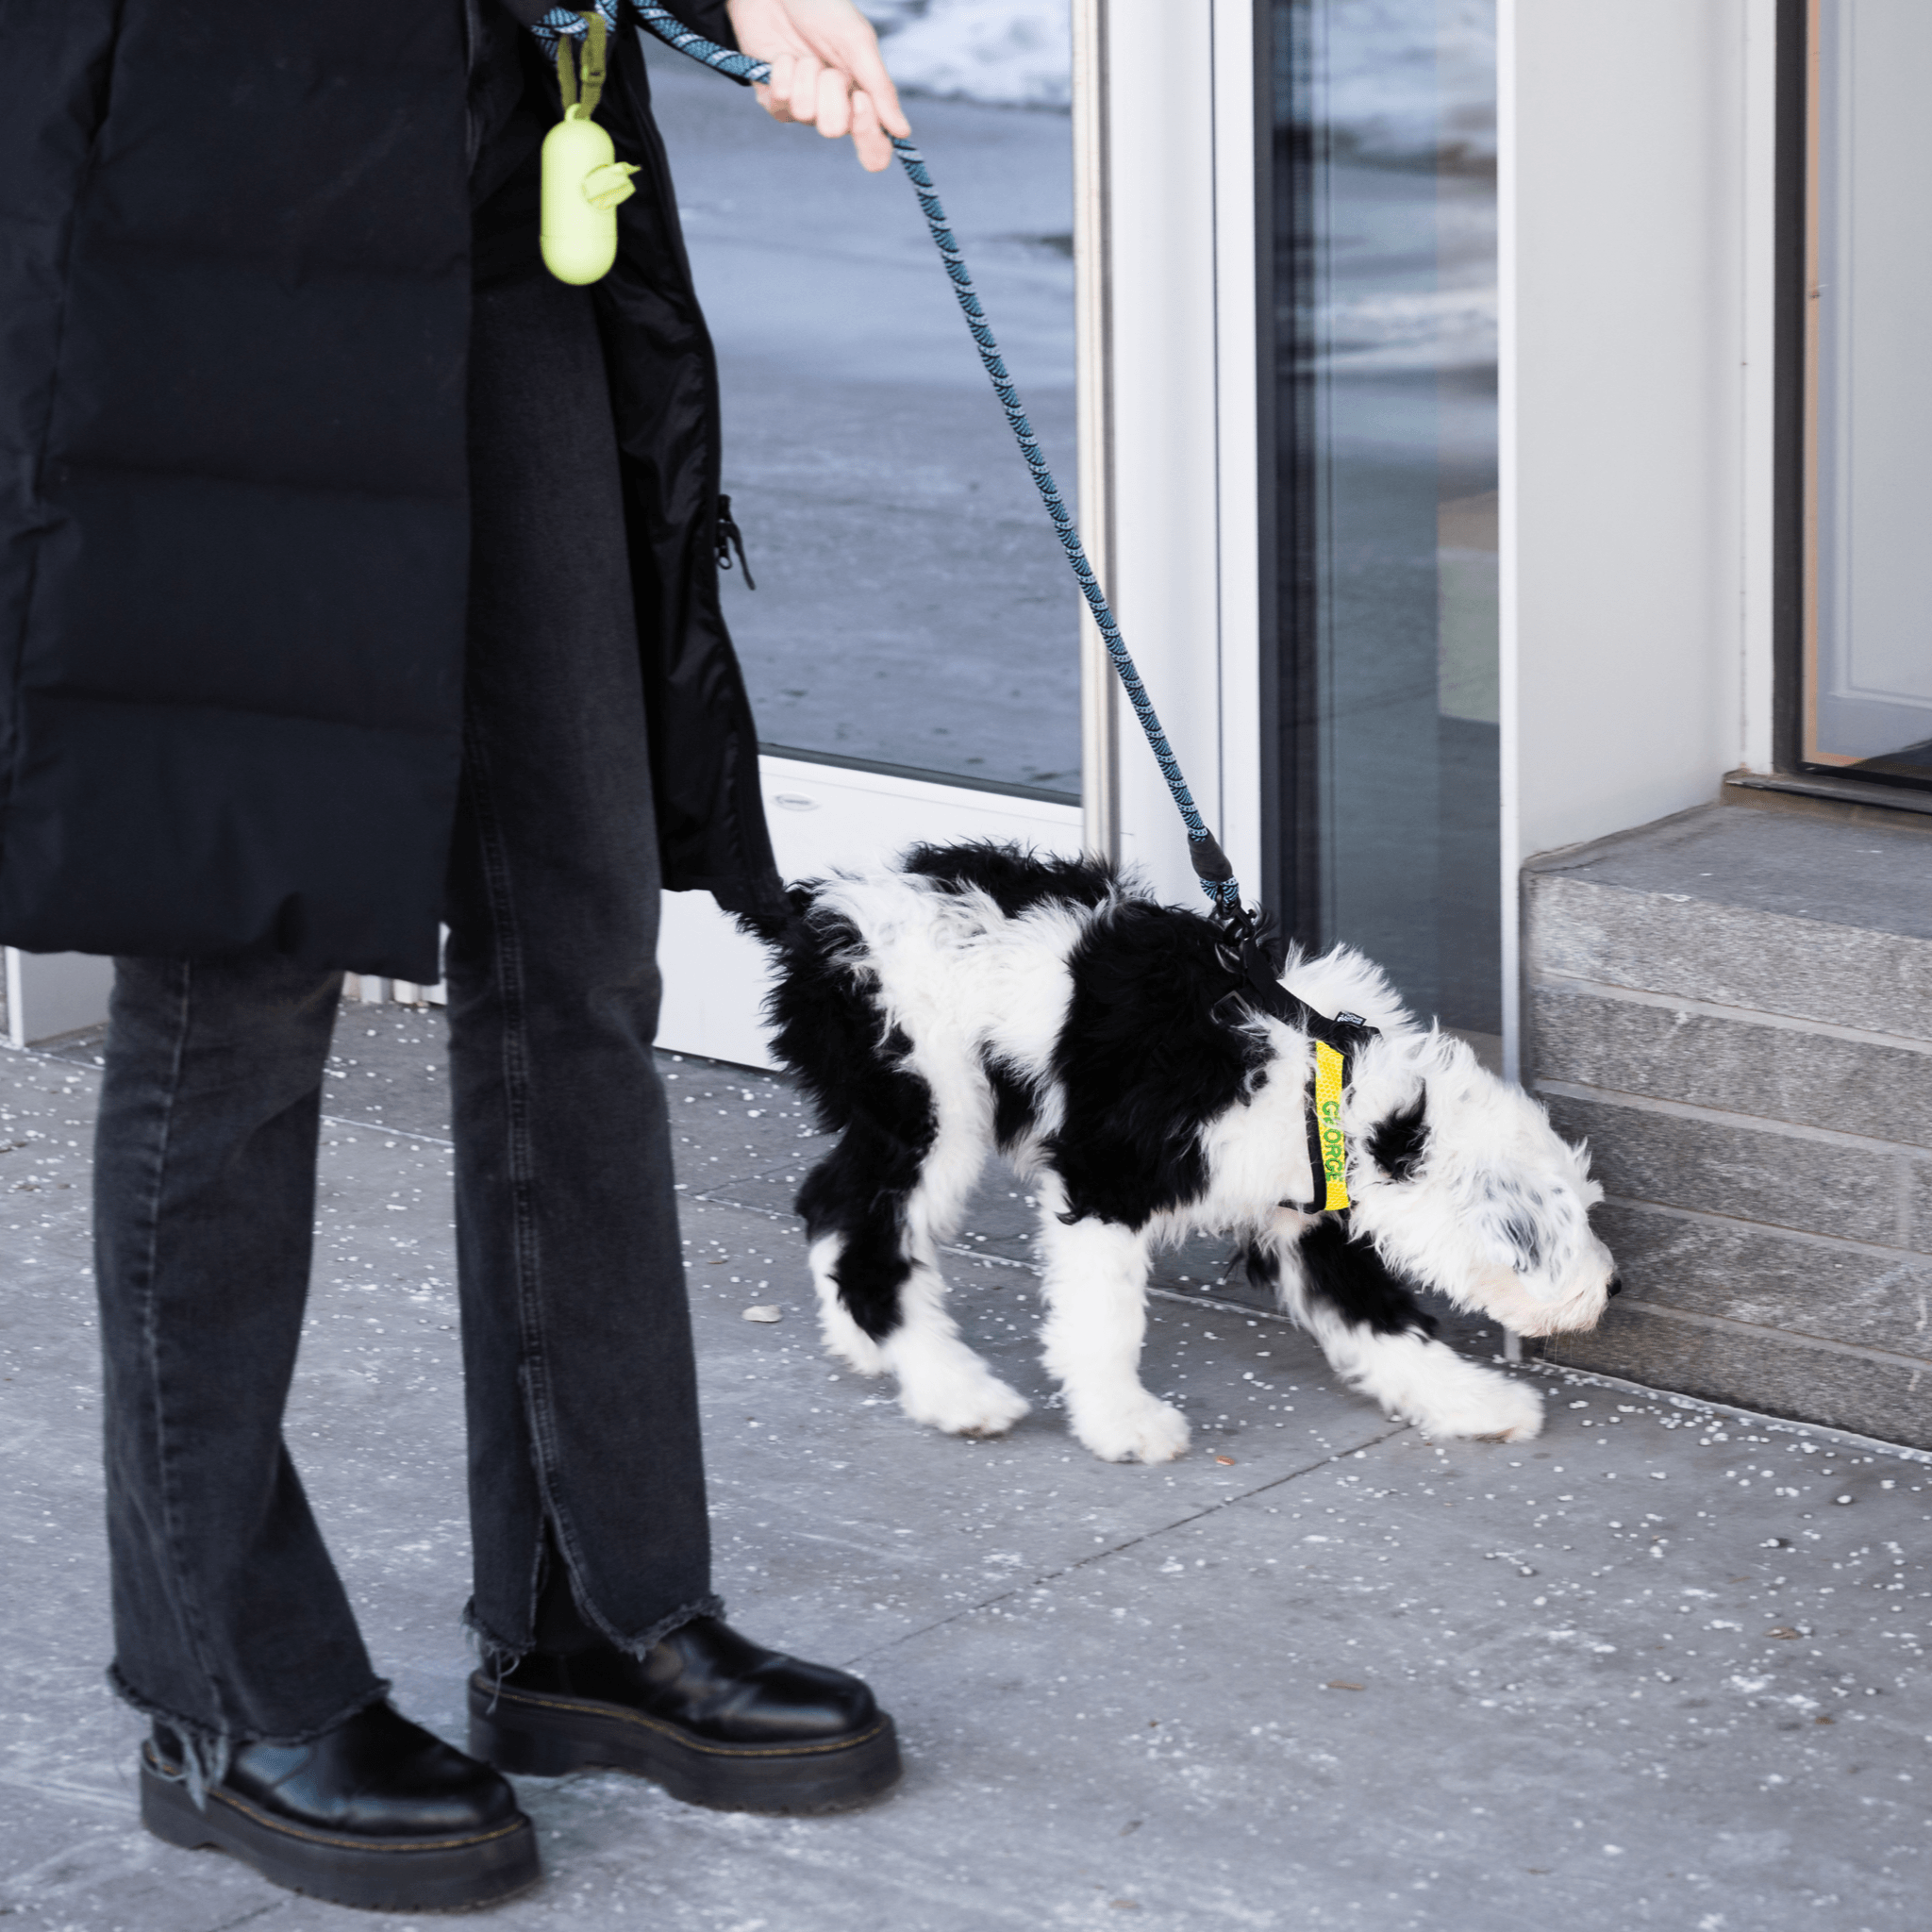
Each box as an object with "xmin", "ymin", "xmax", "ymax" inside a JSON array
[
  {"xmin": 140, "ymin": 1753, "xmax": 541, "ymax": 1911},
  {"xmin": 467, "ymin": 1673, "xmax": 902, "ymax": 1813}
]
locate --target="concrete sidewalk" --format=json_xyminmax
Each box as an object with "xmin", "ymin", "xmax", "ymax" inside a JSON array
[{"xmin": 1, "ymin": 1009, "xmax": 1926, "ymax": 1931}]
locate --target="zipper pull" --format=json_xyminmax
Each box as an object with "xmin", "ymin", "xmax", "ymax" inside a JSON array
[{"xmin": 716, "ymin": 495, "xmax": 756, "ymax": 590}]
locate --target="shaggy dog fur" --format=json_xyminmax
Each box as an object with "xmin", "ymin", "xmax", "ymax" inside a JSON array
[{"xmin": 755, "ymin": 842, "xmax": 1616, "ymax": 1463}]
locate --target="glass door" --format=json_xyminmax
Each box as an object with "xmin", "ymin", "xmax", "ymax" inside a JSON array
[
  {"xmin": 644, "ymin": 6, "xmax": 1087, "ymax": 1064},
  {"xmin": 1267, "ymin": 0, "xmax": 1501, "ymax": 1057}
]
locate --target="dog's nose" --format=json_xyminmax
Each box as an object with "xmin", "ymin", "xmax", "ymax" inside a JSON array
[{"xmin": 1606, "ymin": 1274, "xmax": 1624, "ymax": 1298}]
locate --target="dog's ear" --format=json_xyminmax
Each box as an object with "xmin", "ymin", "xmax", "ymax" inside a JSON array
[
  {"xmin": 1469, "ymin": 1180, "xmax": 1575, "ymax": 1300},
  {"xmin": 1366, "ymin": 1093, "xmax": 1427, "ymax": 1181}
]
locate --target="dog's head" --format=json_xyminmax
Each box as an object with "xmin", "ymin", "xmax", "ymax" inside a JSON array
[{"xmin": 1341, "ymin": 1031, "xmax": 1614, "ymax": 1337}]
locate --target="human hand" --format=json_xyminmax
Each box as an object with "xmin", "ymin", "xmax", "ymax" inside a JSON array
[{"xmin": 724, "ymin": 0, "xmax": 911, "ymax": 172}]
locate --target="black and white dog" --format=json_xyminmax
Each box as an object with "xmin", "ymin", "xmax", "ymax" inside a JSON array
[{"xmin": 756, "ymin": 843, "xmax": 1615, "ymax": 1464}]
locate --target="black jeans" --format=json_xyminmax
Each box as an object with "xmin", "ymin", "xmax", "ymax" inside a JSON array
[{"xmin": 92, "ymin": 270, "xmax": 718, "ymax": 1776}]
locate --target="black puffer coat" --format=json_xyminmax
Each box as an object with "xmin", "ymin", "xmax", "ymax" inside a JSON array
[{"xmin": 0, "ymin": 0, "xmax": 782, "ymax": 982}]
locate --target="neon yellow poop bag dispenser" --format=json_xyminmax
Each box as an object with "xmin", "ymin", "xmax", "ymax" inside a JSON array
[{"xmin": 541, "ymin": 11, "xmax": 640, "ymax": 285}]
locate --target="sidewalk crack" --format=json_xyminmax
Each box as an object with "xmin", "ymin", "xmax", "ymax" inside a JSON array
[{"xmin": 319, "ymin": 1113, "xmax": 455, "ymax": 1148}]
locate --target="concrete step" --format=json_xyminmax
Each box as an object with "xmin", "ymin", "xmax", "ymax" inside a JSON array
[
  {"xmin": 1529, "ymin": 979, "xmax": 1932, "ymax": 1149},
  {"xmin": 1522, "ymin": 799, "xmax": 1932, "ymax": 1449},
  {"xmin": 1524, "ymin": 805, "xmax": 1932, "ymax": 1038}
]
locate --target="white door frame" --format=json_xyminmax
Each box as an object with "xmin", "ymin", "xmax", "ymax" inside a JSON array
[
  {"xmin": 1496, "ymin": 0, "xmax": 1778, "ymax": 1078},
  {"xmin": 3, "ymin": 948, "xmax": 115, "ymax": 1050},
  {"xmin": 1092, "ymin": 0, "xmax": 1263, "ymax": 908}
]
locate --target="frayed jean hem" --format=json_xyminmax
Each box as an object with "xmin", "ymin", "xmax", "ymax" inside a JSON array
[
  {"xmin": 462, "ymin": 1591, "xmax": 725, "ymax": 1709},
  {"xmin": 607, "ymin": 1591, "xmax": 725, "ymax": 1660},
  {"xmin": 110, "ymin": 1664, "xmax": 390, "ymax": 1810}
]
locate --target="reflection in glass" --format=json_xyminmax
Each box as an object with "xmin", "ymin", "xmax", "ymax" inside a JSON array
[
  {"xmin": 643, "ymin": 17, "xmax": 1081, "ymax": 799},
  {"xmin": 1806, "ymin": 0, "xmax": 1932, "ymax": 786},
  {"xmin": 1272, "ymin": 0, "xmax": 1499, "ymax": 1040}
]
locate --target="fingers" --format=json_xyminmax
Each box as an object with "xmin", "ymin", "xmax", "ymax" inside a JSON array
[
  {"xmin": 752, "ymin": 52, "xmax": 799, "ymax": 125},
  {"xmin": 849, "ymin": 89, "xmax": 893, "ymax": 173},
  {"xmin": 726, "ymin": 0, "xmax": 909, "ymax": 164},
  {"xmin": 840, "ymin": 39, "xmax": 909, "ymax": 138},
  {"xmin": 814, "ymin": 63, "xmax": 852, "ymax": 142},
  {"xmin": 792, "ymin": 16, "xmax": 909, "ymax": 140},
  {"xmin": 775, "ymin": 50, "xmax": 824, "ymax": 124},
  {"xmin": 755, "ymin": 52, "xmax": 896, "ymax": 170}
]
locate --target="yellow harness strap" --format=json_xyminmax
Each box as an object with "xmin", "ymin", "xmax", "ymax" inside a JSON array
[{"xmin": 1311, "ymin": 1039, "xmax": 1351, "ymax": 1211}]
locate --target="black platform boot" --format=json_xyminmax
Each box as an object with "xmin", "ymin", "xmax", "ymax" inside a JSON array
[
  {"xmin": 141, "ymin": 1700, "xmax": 540, "ymax": 1910},
  {"xmin": 468, "ymin": 1552, "xmax": 900, "ymax": 1812}
]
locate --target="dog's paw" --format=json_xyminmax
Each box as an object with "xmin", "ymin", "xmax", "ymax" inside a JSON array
[
  {"xmin": 1071, "ymin": 1392, "xmax": 1191, "ymax": 1465},
  {"xmin": 900, "ymin": 1372, "xmax": 1032, "ymax": 1440},
  {"xmin": 1408, "ymin": 1370, "xmax": 1543, "ymax": 1443},
  {"xmin": 822, "ymin": 1327, "xmax": 890, "ymax": 1377}
]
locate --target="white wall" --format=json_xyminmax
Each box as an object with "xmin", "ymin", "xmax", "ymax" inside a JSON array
[
  {"xmin": 1499, "ymin": 0, "xmax": 1776, "ymax": 1064},
  {"xmin": 4, "ymin": 949, "xmax": 113, "ymax": 1049}
]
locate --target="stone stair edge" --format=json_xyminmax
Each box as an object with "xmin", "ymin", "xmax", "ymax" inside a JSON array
[
  {"xmin": 1535, "ymin": 1076, "xmax": 1927, "ymax": 1157},
  {"xmin": 1584, "ymin": 1194, "xmax": 1932, "ymax": 1365},
  {"xmin": 1524, "ymin": 973, "xmax": 1932, "ymax": 1050},
  {"xmin": 1524, "ymin": 867, "xmax": 1932, "ymax": 952}
]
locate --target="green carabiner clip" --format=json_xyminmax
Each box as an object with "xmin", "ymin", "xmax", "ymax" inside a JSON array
[{"xmin": 541, "ymin": 11, "xmax": 640, "ymax": 285}]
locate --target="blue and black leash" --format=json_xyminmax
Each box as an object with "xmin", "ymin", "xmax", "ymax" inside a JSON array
[{"xmin": 571, "ymin": 2, "xmax": 1249, "ymax": 925}]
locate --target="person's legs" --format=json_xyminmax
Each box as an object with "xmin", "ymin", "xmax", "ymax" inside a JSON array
[
  {"xmin": 96, "ymin": 952, "xmax": 539, "ymax": 1907},
  {"xmin": 450, "ymin": 264, "xmax": 714, "ymax": 1662},
  {"xmin": 93, "ymin": 952, "xmax": 382, "ymax": 1779}
]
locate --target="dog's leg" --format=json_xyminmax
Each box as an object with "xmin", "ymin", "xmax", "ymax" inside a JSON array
[
  {"xmin": 806, "ymin": 1229, "xmax": 889, "ymax": 1376},
  {"xmin": 881, "ymin": 1072, "xmax": 1030, "ymax": 1438},
  {"xmin": 1255, "ymin": 1219, "xmax": 1543, "ymax": 1441},
  {"xmin": 1038, "ymin": 1191, "xmax": 1189, "ymax": 1463},
  {"xmin": 881, "ymin": 1261, "xmax": 1032, "ymax": 1438},
  {"xmin": 794, "ymin": 1033, "xmax": 936, "ymax": 1383},
  {"xmin": 798, "ymin": 1134, "xmax": 900, "ymax": 1376}
]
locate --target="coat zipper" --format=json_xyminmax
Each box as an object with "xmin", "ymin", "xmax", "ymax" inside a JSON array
[{"xmin": 715, "ymin": 494, "xmax": 756, "ymax": 590}]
